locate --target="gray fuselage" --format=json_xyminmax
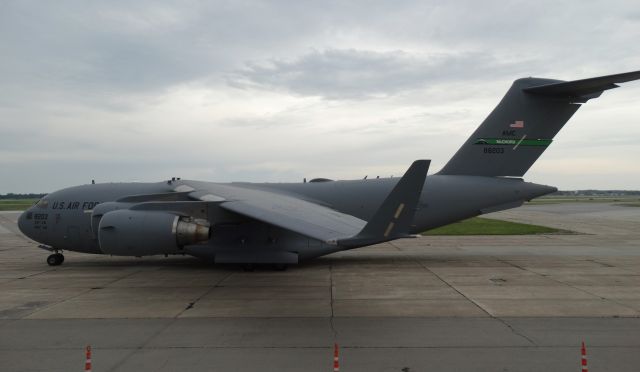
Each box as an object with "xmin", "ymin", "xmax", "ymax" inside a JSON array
[{"xmin": 18, "ymin": 175, "xmax": 555, "ymax": 263}]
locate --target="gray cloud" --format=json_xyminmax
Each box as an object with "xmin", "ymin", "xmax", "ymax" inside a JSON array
[
  {"xmin": 1, "ymin": 1, "xmax": 639, "ymax": 193},
  {"xmin": 230, "ymin": 49, "xmax": 525, "ymax": 99}
]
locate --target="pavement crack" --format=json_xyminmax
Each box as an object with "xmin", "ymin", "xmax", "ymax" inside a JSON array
[
  {"xmin": 408, "ymin": 249, "xmax": 537, "ymax": 346},
  {"xmin": 495, "ymin": 317, "xmax": 537, "ymax": 346},
  {"xmin": 175, "ymin": 271, "xmax": 233, "ymax": 317},
  {"xmin": 17, "ymin": 269, "xmax": 146, "ymax": 320},
  {"xmin": 496, "ymin": 257, "xmax": 640, "ymax": 314},
  {"xmin": 104, "ymin": 269, "xmax": 234, "ymax": 371},
  {"xmin": 588, "ymin": 259, "xmax": 615, "ymax": 268},
  {"xmin": 106, "ymin": 318, "xmax": 178, "ymax": 372},
  {"xmin": 406, "ymin": 245, "xmax": 491, "ymax": 317}
]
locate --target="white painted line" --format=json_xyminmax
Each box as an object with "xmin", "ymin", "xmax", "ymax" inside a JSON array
[{"xmin": 513, "ymin": 134, "xmax": 527, "ymax": 150}]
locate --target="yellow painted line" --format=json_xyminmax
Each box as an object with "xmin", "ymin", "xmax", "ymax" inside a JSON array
[
  {"xmin": 394, "ymin": 203, "xmax": 405, "ymax": 219},
  {"xmin": 383, "ymin": 222, "xmax": 395, "ymax": 237}
]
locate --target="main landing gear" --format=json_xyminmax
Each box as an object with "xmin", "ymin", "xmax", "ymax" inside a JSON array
[
  {"xmin": 47, "ymin": 253, "xmax": 64, "ymax": 266},
  {"xmin": 240, "ymin": 263, "xmax": 288, "ymax": 271},
  {"xmin": 273, "ymin": 263, "xmax": 288, "ymax": 271}
]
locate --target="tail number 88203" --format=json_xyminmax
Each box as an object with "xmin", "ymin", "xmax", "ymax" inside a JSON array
[{"xmin": 483, "ymin": 147, "xmax": 504, "ymax": 154}]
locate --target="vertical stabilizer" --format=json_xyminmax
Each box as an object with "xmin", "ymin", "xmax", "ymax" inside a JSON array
[{"xmin": 438, "ymin": 70, "xmax": 640, "ymax": 177}]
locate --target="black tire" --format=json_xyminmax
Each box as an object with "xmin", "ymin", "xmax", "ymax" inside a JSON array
[
  {"xmin": 273, "ymin": 264, "xmax": 288, "ymax": 271},
  {"xmin": 47, "ymin": 254, "xmax": 59, "ymax": 266},
  {"xmin": 57, "ymin": 254, "xmax": 65, "ymax": 264}
]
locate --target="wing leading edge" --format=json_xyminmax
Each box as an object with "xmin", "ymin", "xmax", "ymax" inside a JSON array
[
  {"xmin": 219, "ymin": 193, "xmax": 367, "ymax": 243},
  {"xmin": 216, "ymin": 160, "xmax": 430, "ymax": 247}
]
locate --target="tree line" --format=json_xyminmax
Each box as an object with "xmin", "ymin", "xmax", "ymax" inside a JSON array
[{"xmin": 0, "ymin": 193, "xmax": 47, "ymax": 200}]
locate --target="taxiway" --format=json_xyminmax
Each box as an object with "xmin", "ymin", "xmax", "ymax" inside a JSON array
[{"xmin": 1, "ymin": 203, "xmax": 639, "ymax": 371}]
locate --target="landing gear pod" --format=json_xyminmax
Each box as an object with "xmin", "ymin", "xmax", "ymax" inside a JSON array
[{"xmin": 98, "ymin": 210, "xmax": 211, "ymax": 256}]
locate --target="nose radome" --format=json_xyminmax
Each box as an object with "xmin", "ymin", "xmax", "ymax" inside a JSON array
[{"xmin": 17, "ymin": 210, "xmax": 32, "ymax": 239}]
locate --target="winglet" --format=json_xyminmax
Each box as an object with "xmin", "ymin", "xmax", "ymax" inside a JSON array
[
  {"xmin": 523, "ymin": 70, "xmax": 640, "ymax": 101},
  {"xmin": 337, "ymin": 160, "xmax": 430, "ymax": 248}
]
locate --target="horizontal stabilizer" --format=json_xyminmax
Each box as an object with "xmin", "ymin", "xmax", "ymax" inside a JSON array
[{"xmin": 524, "ymin": 70, "xmax": 640, "ymax": 100}]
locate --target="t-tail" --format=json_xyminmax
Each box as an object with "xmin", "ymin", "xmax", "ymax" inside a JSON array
[{"xmin": 438, "ymin": 70, "xmax": 640, "ymax": 177}]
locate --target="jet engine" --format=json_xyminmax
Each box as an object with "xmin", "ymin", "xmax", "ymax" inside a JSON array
[
  {"xmin": 91, "ymin": 202, "xmax": 131, "ymax": 236},
  {"xmin": 98, "ymin": 209, "xmax": 211, "ymax": 256}
]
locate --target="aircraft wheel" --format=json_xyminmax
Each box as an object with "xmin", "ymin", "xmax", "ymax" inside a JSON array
[
  {"xmin": 242, "ymin": 263, "xmax": 255, "ymax": 272},
  {"xmin": 47, "ymin": 253, "xmax": 64, "ymax": 266},
  {"xmin": 46, "ymin": 254, "xmax": 57, "ymax": 266},
  {"xmin": 273, "ymin": 264, "xmax": 288, "ymax": 271}
]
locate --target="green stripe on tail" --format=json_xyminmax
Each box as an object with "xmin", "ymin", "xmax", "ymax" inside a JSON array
[{"xmin": 474, "ymin": 138, "xmax": 553, "ymax": 146}]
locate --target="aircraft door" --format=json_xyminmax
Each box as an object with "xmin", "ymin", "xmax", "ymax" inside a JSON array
[{"xmin": 66, "ymin": 225, "xmax": 81, "ymax": 249}]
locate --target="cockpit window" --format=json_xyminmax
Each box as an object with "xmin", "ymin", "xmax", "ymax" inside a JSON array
[{"xmin": 36, "ymin": 199, "xmax": 49, "ymax": 209}]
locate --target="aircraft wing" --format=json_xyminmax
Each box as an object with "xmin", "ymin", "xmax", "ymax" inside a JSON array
[
  {"xmin": 188, "ymin": 159, "xmax": 430, "ymax": 246},
  {"xmin": 219, "ymin": 193, "xmax": 367, "ymax": 243}
]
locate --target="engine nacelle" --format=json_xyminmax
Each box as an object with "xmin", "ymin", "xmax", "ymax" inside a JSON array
[
  {"xmin": 91, "ymin": 202, "xmax": 132, "ymax": 236},
  {"xmin": 98, "ymin": 209, "xmax": 210, "ymax": 256}
]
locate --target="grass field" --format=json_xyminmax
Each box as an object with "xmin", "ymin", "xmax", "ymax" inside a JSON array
[
  {"xmin": 528, "ymin": 196, "xmax": 640, "ymax": 205},
  {"xmin": 0, "ymin": 199, "xmax": 38, "ymax": 211},
  {"xmin": 616, "ymin": 202, "xmax": 640, "ymax": 207},
  {"xmin": 422, "ymin": 217, "xmax": 564, "ymax": 236}
]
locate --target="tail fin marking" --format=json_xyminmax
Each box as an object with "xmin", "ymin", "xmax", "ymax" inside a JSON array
[{"xmin": 438, "ymin": 70, "xmax": 640, "ymax": 177}]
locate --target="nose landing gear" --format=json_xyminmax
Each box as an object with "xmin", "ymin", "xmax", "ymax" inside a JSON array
[
  {"xmin": 46, "ymin": 253, "xmax": 64, "ymax": 266},
  {"xmin": 38, "ymin": 245, "xmax": 64, "ymax": 266}
]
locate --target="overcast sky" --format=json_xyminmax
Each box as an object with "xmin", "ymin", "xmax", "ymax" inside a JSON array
[{"xmin": 1, "ymin": 1, "xmax": 639, "ymax": 193}]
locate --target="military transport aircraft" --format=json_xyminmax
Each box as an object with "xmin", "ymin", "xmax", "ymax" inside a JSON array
[{"xmin": 18, "ymin": 71, "xmax": 640, "ymax": 268}]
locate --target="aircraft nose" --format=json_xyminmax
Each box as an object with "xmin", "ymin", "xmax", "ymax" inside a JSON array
[{"xmin": 17, "ymin": 209, "xmax": 34, "ymax": 239}]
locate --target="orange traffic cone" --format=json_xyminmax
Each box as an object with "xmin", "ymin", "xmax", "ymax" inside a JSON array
[
  {"xmin": 333, "ymin": 343, "xmax": 340, "ymax": 372},
  {"xmin": 85, "ymin": 345, "xmax": 92, "ymax": 372},
  {"xmin": 581, "ymin": 341, "xmax": 588, "ymax": 372}
]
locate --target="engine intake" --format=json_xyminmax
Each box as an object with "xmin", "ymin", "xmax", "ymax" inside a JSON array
[
  {"xmin": 98, "ymin": 210, "xmax": 210, "ymax": 256},
  {"xmin": 91, "ymin": 202, "xmax": 131, "ymax": 236}
]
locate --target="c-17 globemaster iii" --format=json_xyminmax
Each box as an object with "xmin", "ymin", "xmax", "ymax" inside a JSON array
[{"xmin": 18, "ymin": 70, "xmax": 640, "ymax": 268}]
